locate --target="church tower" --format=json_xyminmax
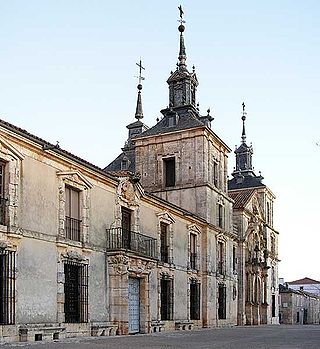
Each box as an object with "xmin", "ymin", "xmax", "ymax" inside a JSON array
[
  {"xmin": 104, "ymin": 60, "xmax": 148, "ymax": 174},
  {"xmin": 134, "ymin": 9, "xmax": 231, "ymax": 227},
  {"xmin": 228, "ymin": 105, "xmax": 279, "ymax": 326}
]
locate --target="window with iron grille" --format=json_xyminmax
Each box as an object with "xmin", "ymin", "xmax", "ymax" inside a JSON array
[
  {"xmin": 64, "ymin": 261, "xmax": 88, "ymax": 323},
  {"xmin": 160, "ymin": 223, "xmax": 169, "ymax": 263},
  {"xmin": 272, "ymin": 294, "xmax": 276, "ymax": 317},
  {"xmin": 218, "ymin": 283, "xmax": 226, "ymax": 320},
  {"xmin": 0, "ymin": 162, "xmax": 7, "ymax": 225},
  {"xmin": 190, "ymin": 233, "xmax": 197, "ymax": 270},
  {"xmin": 217, "ymin": 204, "xmax": 224, "ymax": 229},
  {"xmin": 0, "ymin": 250, "xmax": 16, "ymax": 325},
  {"xmin": 65, "ymin": 186, "xmax": 81, "ymax": 241},
  {"xmin": 217, "ymin": 241, "xmax": 224, "ymax": 275},
  {"xmin": 190, "ymin": 281, "xmax": 200, "ymax": 320},
  {"xmin": 213, "ymin": 161, "xmax": 219, "ymax": 187},
  {"xmin": 160, "ymin": 278, "xmax": 173, "ymax": 320},
  {"xmin": 164, "ymin": 158, "xmax": 175, "ymax": 187},
  {"xmin": 232, "ymin": 246, "xmax": 236, "ymax": 272}
]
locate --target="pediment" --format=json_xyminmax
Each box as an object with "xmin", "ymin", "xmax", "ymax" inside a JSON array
[
  {"xmin": 157, "ymin": 211, "xmax": 175, "ymax": 224},
  {"xmin": 187, "ymin": 223, "xmax": 202, "ymax": 235},
  {"xmin": 0, "ymin": 135, "xmax": 24, "ymax": 161},
  {"xmin": 57, "ymin": 170, "xmax": 92, "ymax": 189}
]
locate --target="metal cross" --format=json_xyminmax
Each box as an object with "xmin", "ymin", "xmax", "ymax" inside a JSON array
[
  {"xmin": 242, "ymin": 102, "xmax": 246, "ymax": 112},
  {"xmin": 135, "ymin": 59, "xmax": 145, "ymax": 85},
  {"xmin": 178, "ymin": 5, "xmax": 185, "ymax": 24}
]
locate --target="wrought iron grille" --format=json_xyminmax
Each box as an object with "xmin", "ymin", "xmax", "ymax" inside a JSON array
[
  {"xmin": 65, "ymin": 216, "xmax": 81, "ymax": 241},
  {"xmin": 0, "ymin": 250, "xmax": 16, "ymax": 325},
  {"xmin": 64, "ymin": 261, "xmax": 88, "ymax": 323},
  {"xmin": 106, "ymin": 228, "xmax": 157, "ymax": 259},
  {"xmin": 0, "ymin": 197, "xmax": 7, "ymax": 226},
  {"xmin": 190, "ymin": 282, "xmax": 200, "ymax": 320},
  {"xmin": 190, "ymin": 252, "xmax": 197, "ymax": 270},
  {"xmin": 160, "ymin": 223, "xmax": 169, "ymax": 263},
  {"xmin": 160, "ymin": 278, "xmax": 173, "ymax": 320},
  {"xmin": 218, "ymin": 283, "xmax": 226, "ymax": 320}
]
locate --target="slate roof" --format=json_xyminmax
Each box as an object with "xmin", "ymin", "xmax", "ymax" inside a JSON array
[
  {"xmin": 228, "ymin": 175, "xmax": 265, "ymax": 190},
  {"xmin": 0, "ymin": 118, "xmax": 117, "ymax": 181},
  {"xmin": 104, "ymin": 148, "xmax": 136, "ymax": 173},
  {"xmin": 136, "ymin": 110, "xmax": 205, "ymax": 138},
  {"xmin": 228, "ymin": 189, "xmax": 255, "ymax": 209},
  {"xmin": 288, "ymin": 277, "xmax": 320, "ymax": 285}
]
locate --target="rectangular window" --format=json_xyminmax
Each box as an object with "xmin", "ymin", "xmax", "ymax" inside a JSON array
[
  {"xmin": 272, "ymin": 294, "xmax": 276, "ymax": 318},
  {"xmin": 0, "ymin": 162, "xmax": 6, "ymax": 225},
  {"xmin": 121, "ymin": 207, "xmax": 132, "ymax": 249},
  {"xmin": 218, "ymin": 284, "xmax": 226, "ymax": 320},
  {"xmin": 65, "ymin": 186, "xmax": 81, "ymax": 241},
  {"xmin": 217, "ymin": 204, "xmax": 224, "ymax": 229},
  {"xmin": 164, "ymin": 158, "xmax": 175, "ymax": 187},
  {"xmin": 232, "ymin": 246, "xmax": 236, "ymax": 272},
  {"xmin": 168, "ymin": 115, "xmax": 177, "ymax": 127},
  {"xmin": 64, "ymin": 262, "xmax": 88, "ymax": 323},
  {"xmin": 218, "ymin": 241, "xmax": 224, "ymax": 275},
  {"xmin": 160, "ymin": 223, "xmax": 169, "ymax": 263},
  {"xmin": 213, "ymin": 161, "xmax": 218, "ymax": 187},
  {"xmin": 190, "ymin": 282, "xmax": 200, "ymax": 320},
  {"xmin": 0, "ymin": 250, "xmax": 16, "ymax": 325},
  {"xmin": 160, "ymin": 278, "xmax": 173, "ymax": 320},
  {"xmin": 190, "ymin": 233, "xmax": 197, "ymax": 270}
]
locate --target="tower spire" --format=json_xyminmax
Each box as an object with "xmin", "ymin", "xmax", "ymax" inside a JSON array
[
  {"xmin": 177, "ymin": 5, "xmax": 187, "ymax": 70},
  {"xmin": 241, "ymin": 102, "xmax": 247, "ymax": 144},
  {"xmin": 135, "ymin": 59, "xmax": 145, "ymax": 120}
]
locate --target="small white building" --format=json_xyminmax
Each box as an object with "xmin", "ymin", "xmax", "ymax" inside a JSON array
[{"xmin": 288, "ymin": 277, "xmax": 320, "ymax": 297}]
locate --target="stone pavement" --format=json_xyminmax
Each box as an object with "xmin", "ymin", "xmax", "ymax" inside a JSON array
[{"xmin": 2, "ymin": 325, "xmax": 320, "ymax": 349}]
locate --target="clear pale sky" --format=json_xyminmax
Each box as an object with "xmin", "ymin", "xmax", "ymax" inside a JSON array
[{"xmin": 0, "ymin": 1, "xmax": 319, "ymax": 282}]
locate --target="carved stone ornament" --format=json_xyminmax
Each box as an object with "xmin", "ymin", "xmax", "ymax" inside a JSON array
[
  {"xmin": 160, "ymin": 271, "xmax": 173, "ymax": 279},
  {"xmin": 62, "ymin": 250, "xmax": 87, "ymax": 262},
  {"xmin": 108, "ymin": 254, "xmax": 129, "ymax": 275},
  {"xmin": 189, "ymin": 276, "xmax": 199, "ymax": 284},
  {"xmin": 118, "ymin": 179, "xmax": 136, "ymax": 205},
  {"xmin": 0, "ymin": 241, "xmax": 9, "ymax": 251},
  {"xmin": 128, "ymin": 258, "xmax": 156, "ymax": 275}
]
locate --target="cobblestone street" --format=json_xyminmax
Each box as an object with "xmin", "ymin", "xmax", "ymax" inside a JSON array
[{"xmin": 3, "ymin": 325, "xmax": 320, "ymax": 349}]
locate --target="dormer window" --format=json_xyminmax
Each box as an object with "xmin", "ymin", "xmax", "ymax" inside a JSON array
[
  {"xmin": 167, "ymin": 114, "xmax": 178, "ymax": 127},
  {"xmin": 121, "ymin": 158, "xmax": 129, "ymax": 170}
]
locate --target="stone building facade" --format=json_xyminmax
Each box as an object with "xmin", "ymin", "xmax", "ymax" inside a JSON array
[{"xmin": 0, "ymin": 8, "xmax": 279, "ymax": 344}]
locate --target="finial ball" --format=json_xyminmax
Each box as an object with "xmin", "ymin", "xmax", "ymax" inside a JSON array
[
  {"xmin": 178, "ymin": 24, "xmax": 185, "ymax": 32},
  {"xmin": 137, "ymin": 84, "xmax": 142, "ymax": 90}
]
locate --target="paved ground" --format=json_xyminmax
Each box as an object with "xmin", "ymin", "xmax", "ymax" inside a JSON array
[{"xmin": 2, "ymin": 325, "xmax": 320, "ymax": 349}]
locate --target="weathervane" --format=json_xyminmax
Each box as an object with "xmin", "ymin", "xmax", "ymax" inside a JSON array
[
  {"xmin": 241, "ymin": 102, "xmax": 247, "ymax": 143},
  {"xmin": 135, "ymin": 59, "xmax": 145, "ymax": 85},
  {"xmin": 178, "ymin": 5, "xmax": 185, "ymax": 25}
]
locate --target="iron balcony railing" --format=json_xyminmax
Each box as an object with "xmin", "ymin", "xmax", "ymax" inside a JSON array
[
  {"xmin": 106, "ymin": 227, "xmax": 157, "ymax": 259},
  {"xmin": 65, "ymin": 216, "xmax": 81, "ymax": 241},
  {"xmin": 190, "ymin": 252, "xmax": 197, "ymax": 270}
]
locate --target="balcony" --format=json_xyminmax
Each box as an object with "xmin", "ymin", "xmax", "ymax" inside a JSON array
[
  {"xmin": 106, "ymin": 228, "xmax": 157, "ymax": 259},
  {"xmin": 190, "ymin": 252, "xmax": 197, "ymax": 270},
  {"xmin": 65, "ymin": 216, "xmax": 81, "ymax": 241}
]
